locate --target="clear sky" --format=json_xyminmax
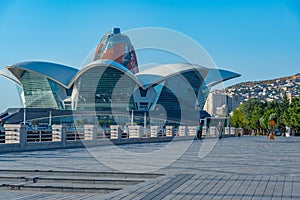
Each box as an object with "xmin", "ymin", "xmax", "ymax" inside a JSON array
[{"xmin": 0, "ymin": 0, "xmax": 299, "ymax": 112}]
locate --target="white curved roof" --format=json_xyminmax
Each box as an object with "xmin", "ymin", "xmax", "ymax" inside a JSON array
[
  {"xmin": 136, "ymin": 63, "xmax": 209, "ymax": 88},
  {"xmin": 0, "ymin": 68, "xmax": 21, "ymax": 85},
  {"xmin": 6, "ymin": 61, "xmax": 78, "ymax": 87},
  {"xmin": 204, "ymin": 68, "xmax": 241, "ymax": 87},
  {"xmin": 68, "ymin": 59, "xmax": 144, "ymax": 88},
  {"xmin": 1, "ymin": 60, "xmax": 240, "ymax": 90}
]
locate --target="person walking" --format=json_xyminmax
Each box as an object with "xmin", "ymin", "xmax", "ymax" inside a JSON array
[{"xmin": 197, "ymin": 122, "xmax": 203, "ymax": 140}]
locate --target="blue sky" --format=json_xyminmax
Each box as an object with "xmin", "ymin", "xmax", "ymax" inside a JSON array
[{"xmin": 0, "ymin": 0, "xmax": 299, "ymax": 112}]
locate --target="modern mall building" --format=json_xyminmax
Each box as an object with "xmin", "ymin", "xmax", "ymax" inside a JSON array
[{"xmin": 0, "ymin": 28, "xmax": 240, "ymax": 126}]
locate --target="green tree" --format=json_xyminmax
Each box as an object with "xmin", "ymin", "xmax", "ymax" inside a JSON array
[
  {"xmin": 259, "ymin": 116, "xmax": 267, "ymax": 135},
  {"xmin": 260, "ymin": 106, "xmax": 276, "ymax": 130},
  {"xmin": 239, "ymin": 100, "xmax": 257, "ymax": 126},
  {"xmin": 229, "ymin": 96, "xmax": 297, "ymax": 135},
  {"xmin": 250, "ymin": 102, "xmax": 264, "ymax": 134},
  {"xmin": 287, "ymin": 95, "xmax": 300, "ymax": 132},
  {"xmin": 280, "ymin": 95, "xmax": 290, "ymax": 114},
  {"xmin": 277, "ymin": 94, "xmax": 290, "ymax": 132},
  {"xmin": 230, "ymin": 109, "xmax": 247, "ymax": 128},
  {"xmin": 238, "ymin": 100, "xmax": 265, "ymax": 131}
]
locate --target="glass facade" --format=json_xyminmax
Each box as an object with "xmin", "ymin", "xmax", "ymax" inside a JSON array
[
  {"xmin": 156, "ymin": 70, "xmax": 204, "ymax": 123},
  {"xmin": 74, "ymin": 66, "xmax": 136, "ymax": 112},
  {"xmin": 20, "ymin": 71, "xmax": 62, "ymax": 109}
]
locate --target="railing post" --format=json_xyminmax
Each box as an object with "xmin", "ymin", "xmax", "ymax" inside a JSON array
[
  {"xmin": 4, "ymin": 124, "xmax": 27, "ymax": 148},
  {"xmin": 52, "ymin": 125, "xmax": 67, "ymax": 147},
  {"xmin": 84, "ymin": 125, "xmax": 97, "ymax": 141},
  {"xmin": 165, "ymin": 126, "xmax": 174, "ymax": 137},
  {"xmin": 202, "ymin": 126, "xmax": 208, "ymax": 136},
  {"xmin": 61, "ymin": 126, "xmax": 67, "ymax": 146},
  {"xmin": 128, "ymin": 126, "xmax": 141, "ymax": 138},
  {"xmin": 230, "ymin": 127, "xmax": 236, "ymax": 136},
  {"xmin": 236, "ymin": 128, "xmax": 243, "ymax": 137},
  {"xmin": 150, "ymin": 126, "xmax": 159, "ymax": 137},
  {"xmin": 187, "ymin": 126, "xmax": 196, "ymax": 137},
  {"xmin": 110, "ymin": 125, "xmax": 122, "ymax": 140},
  {"xmin": 178, "ymin": 126, "xmax": 187, "ymax": 136},
  {"xmin": 19, "ymin": 125, "xmax": 27, "ymax": 149},
  {"xmin": 225, "ymin": 127, "xmax": 230, "ymax": 135}
]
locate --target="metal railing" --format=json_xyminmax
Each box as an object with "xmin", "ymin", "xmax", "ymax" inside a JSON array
[
  {"xmin": 27, "ymin": 130, "xmax": 53, "ymax": 142},
  {"xmin": 66, "ymin": 128, "xmax": 85, "ymax": 141},
  {"xmin": 0, "ymin": 131, "xmax": 5, "ymax": 143},
  {"xmin": 0, "ymin": 124, "xmax": 241, "ymax": 152}
]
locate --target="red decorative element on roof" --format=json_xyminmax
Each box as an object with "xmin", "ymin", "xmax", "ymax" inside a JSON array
[{"xmin": 93, "ymin": 28, "xmax": 139, "ymax": 74}]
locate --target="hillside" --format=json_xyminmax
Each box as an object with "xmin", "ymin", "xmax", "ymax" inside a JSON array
[
  {"xmin": 227, "ymin": 73, "xmax": 300, "ymax": 90},
  {"xmin": 226, "ymin": 73, "xmax": 300, "ymax": 103}
]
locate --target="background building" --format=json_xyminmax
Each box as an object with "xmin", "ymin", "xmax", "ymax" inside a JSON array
[{"xmin": 204, "ymin": 90, "xmax": 242, "ymax": 116}]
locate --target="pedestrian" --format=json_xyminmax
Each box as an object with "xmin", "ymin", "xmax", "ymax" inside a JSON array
[
  {"xmin": 197, "ymin": 122, "xmax": 203, "ymax": 140},
  {"xmin": 217, "ymin": 122, "xmax": 222, "ymax": 139}
]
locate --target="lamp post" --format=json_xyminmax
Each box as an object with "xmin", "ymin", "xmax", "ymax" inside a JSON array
[
  {"xmin": 49, "ymin": 110, "xmax": 52, "ymax": 127},
  {"xmin": 131, "ymin": 109, "xmax": 134, "ymax": 126},
  {"xmin": 144, "ymin": 112, "xmax": 146, "ymax": 137},
  {"xmin": 23, "ymin": 104, "xmax": 26, "ymax": 125}
]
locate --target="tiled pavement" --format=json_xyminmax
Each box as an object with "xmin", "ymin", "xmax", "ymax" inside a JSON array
[
  {"xmin": 0, "ymin": 136, "xmax": 299, "ymax": 199},
  {"xmin": 104, "ymin": 174, "xmax": 298, "ymax": 200}
]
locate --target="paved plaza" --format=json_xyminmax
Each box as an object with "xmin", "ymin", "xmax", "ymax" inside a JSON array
[{"xmin": 0, "ymin": 136, "xmax": 300, "ymax": 199}]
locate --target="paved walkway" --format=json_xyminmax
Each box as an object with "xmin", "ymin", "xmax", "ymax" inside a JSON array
[{"xmin": 0, "ymin": 136, "xmax": 300, "ymax": 199}]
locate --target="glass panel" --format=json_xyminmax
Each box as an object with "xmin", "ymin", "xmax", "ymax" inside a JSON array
[{"xmin": 20, "ymin": 71, "xmax": 60, "ymax": 109}]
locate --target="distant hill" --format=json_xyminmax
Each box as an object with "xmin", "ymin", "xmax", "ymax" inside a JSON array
[
  {"xmin": 227, "ymin": 73, "xmax": 300, "ymax": 90},
  {"xmin": 225, "ymin": 73, "xmax": 300, "ymax": 103}
]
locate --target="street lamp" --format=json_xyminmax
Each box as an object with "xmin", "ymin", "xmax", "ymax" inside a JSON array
[
  {"xmin": 49, "ymin": 110, "xmax": 52, "ymax": 127},
  {"xmin": 23, "ymin": 103, "xmax": 26, "ymax": 125},
  {"xmin": 131, "ymin": 109, "xmax": 134, "ymax": 126}
]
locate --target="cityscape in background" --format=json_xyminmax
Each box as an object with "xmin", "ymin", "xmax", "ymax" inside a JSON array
[
  {"xmin": 205, "ymin": 73, "xmax": 300, "ymax": 117},
  {"xmin": 1, "ymin": 72, "xmax": 300, "ymax": 120}
]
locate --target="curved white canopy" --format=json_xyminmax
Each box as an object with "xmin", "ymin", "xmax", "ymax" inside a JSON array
[
  {"xmin": 1, "ymin": 60, "xmax": 240, "ymax": 90},
  {"xmin": 5, "ymin": 61, "xmax": 78, "ymax": 88}
]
